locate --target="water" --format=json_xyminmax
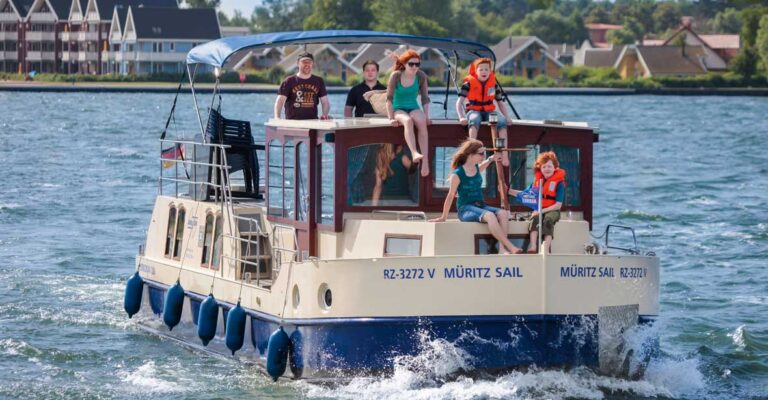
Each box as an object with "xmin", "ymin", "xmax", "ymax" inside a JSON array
[{"xmin": 1, "ymin": 91, "xmax": 767, "ymax": 399}]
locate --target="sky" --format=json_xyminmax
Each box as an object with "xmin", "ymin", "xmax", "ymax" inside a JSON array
[{"xmin": 219, "ymin": 0, "xmax": 261, "ymax": 18}]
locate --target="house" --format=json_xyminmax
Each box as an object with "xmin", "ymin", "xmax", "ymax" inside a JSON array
[
  {"xmin": 225, "ymin": 47, "xmax": 283, "ymax": 71},
  {"xmin": 613, "ymin": 45, "xmax": 707, "ymax": 78},
  {"xmin": 220, "ymin": 25, "xmax": 248, "ymax": 38},
  {"xmin": 576, "ymin": 45, "xmax": 623, "ymax": 68},
  {"xmin": 492, "ymin": 36, "xmax": 563, "ymax": 79},
  {"xmin": 545, "ymin": 43, "xmax": 577, "ymax": 65},
  {"xmin": 22, "ymin": 0, "xmax": 69, "ymax": 74},
  {"xmin": 114, "ymin": 6, "xmax": 219, "ymax": 75},
  {"xmin": 0, "ymin": 0, "xmax": 34, "ymax": 72},
  {"xmin": 585, "ymin": 23, "xmax": 622, "ymax": 48},
  {"xmin": 643, "ymin": 19, "xmax": 736, "ymax": 70}
]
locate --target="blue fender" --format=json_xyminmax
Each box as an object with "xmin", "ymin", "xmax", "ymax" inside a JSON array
[
  {"xmin": 196, "ymin": 294, "xmax": 219, "ymax": 346},
  {"xmin": 162, "ymin": 281, "xmax": 185, "ymax": 331},
  {"xmin": 289, "ymin": 330, "xmax": 304, "ymax": 379},
  {"xmin": 266, "ymin": 327, "xmax": 290, "ymax": 381},
  {"xmin": 124, "ymin": 272, "xmax": 144, "ymax": 318},
  {"xmin": 225, "ymin": 302, "xmax": 247, "ymax": 355}
]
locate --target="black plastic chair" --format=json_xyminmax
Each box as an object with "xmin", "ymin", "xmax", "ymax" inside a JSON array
[{"xmin": 205, "ymin": 108, "xmax": 264, "ymax": 199}]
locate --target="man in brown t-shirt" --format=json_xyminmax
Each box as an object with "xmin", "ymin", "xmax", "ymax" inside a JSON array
[{"xmin": 274, "ymin": 52, "xmax": 330, "ymax": 120}]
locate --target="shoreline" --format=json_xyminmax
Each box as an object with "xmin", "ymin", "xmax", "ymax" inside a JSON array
[{"xmin": 1, "ymin": 81, "xmax": 767, "ymax": 95}]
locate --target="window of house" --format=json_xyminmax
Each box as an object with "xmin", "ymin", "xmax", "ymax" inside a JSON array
[
  {"xmin": 347, "ymin": 143, "xmax": 418, "ymax": 207},
  {"xmin": 268, "ymin": 139, "xmax": 284, "ymax": 217},
  {"xmin": 172, "ymin": 208, "xmax": 186, "ymax": 259},
  {"xmin": 319, "ymin": 142, "xmax": 334, "ymax": 225},
  {"xmin": 164, "ymin": 206, "xmax": 177, "ymax": 257},
  {"xmin": 384, "ymin": 235, "xmax": 422, "ymax": 257}
]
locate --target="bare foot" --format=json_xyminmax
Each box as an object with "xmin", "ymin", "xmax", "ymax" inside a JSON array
[
  {"xmin": 412, "ymin": 153, "xmax": 423, "ymax": 163},
  {"xmin": 420, "ymin": 163, "xmax": 429, "ymax": 177},
  {"xmin": 526, "ymin": 245, "xmax": 537, "ymax": 254}
]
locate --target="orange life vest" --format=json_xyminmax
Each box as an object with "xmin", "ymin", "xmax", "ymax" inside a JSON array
[
  {"xmin": 463, "ymin": 59, "xmax": 497, "ymax": 112},
  {"xmin": 533, "ymin": 168, "xmax": 566, "ymax": 209}
]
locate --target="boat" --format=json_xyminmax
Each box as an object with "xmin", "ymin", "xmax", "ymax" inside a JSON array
[{"xmin": 123, "ymin": 30, "xmax": 660, "ymax": 381}]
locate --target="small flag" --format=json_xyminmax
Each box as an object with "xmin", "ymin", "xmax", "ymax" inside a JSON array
[
  {"xmin": 516, "ymin": 187, "xmax": 539, "ymax": 210},
  {"xmin": 161, "ymin": 144, "xmax": 185, "ymax": 168}
]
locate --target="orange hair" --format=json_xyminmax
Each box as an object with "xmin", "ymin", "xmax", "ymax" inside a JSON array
[
  {"xmin": 392, "ymin": 50, "xmax": 420, "ymax": 72},
  {"xmin": 534, "ymin": 151, "xmax": 560, "ymax": 171}
]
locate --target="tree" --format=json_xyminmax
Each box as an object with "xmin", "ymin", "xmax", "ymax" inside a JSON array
[
  {"xmin": 653, "ymin": 2, "xmax": 682, "ymax": 33},
  {"xmin": 186, "ymin": 0, "xmax": 220, "ymax": 8},
  {"xmin": 370, "ymin": 0, "xmax": 451, "ymax": 36},
  {"xmin": 252, "ymin": 0, "xmax": 313, "ymax": 32},
  {"xmin": 585, "ymin": 4, "xmax": 610, "ymax": 24},
  {"xmin": 473, "ymin": 11, "xmax": 508, "ymax": 45},
  {"xmin": 228, "ymin": 9, "xmax": 252, "ymax": 28},
  {"xmin": 730, "ymin": 47, "xmax": 759, "ymax": 77},
  {"xmin": 710, "ymin": 8, "xmax": 743, "ymax": 34},
  {"xmin": 740, "ymin": 6, "xmax": 768, "ymax": 48},
  {"xmin": 606, "ymin": 28, "xmax": 636, "ymax": 45},
  {"xmin": 756, "ymin": 15, "xmax": 768, "ymax": 73},
  {"xmin": 304, "ymin": 0, "xmax": 373, "ymax": 30},
  {"xmin": 511, "ymin": 9, "xmax": 574, "ymax": 43}
]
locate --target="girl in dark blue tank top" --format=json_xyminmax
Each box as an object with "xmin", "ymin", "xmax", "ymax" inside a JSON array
[{"xmin": 429, "ymin": 139, "xmax": 523, "ymax": 254}]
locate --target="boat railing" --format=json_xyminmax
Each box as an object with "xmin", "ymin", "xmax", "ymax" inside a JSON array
[
  {"xmin": 602, "ymin": 224, "xmax": 640, "ymax": 255},
  {"xmin": 370, "ymin": 210, "xmax": 427, "ymax": 221},
  {"xmin": 158, "ymin": 138, "xmax": 232, "ymax": 200}
]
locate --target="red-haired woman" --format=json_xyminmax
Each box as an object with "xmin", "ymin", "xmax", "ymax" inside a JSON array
[
  {"xmin": 386, "ymin": 50, "xmax": 431, "ymax": 177},
  {"xmin": 508, "ymin": 151, "xmax": 566, "ymax": 254},
  {"xmin": 430, "ymin": 139, "xmax": 523, "ymax": 254}
]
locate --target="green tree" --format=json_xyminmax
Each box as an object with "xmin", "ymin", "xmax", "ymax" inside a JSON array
[
  {"xmin": 252, "ymin": 0, "xmax": 313, "ymax": 32},
  {"xmin": 370, "ymin": 0, "xmax": 451, "ymax": 36},
  {"xmin": 710, "ymin": 8, "xmax": 743, "ymax": 34},
  {"xmin": 606, "ymin": 28, "xmax": 636, "ymax": 45},
  {"xmin": 228, "ymin": 9, "xmax": 252, "ymax": 28},
  {"xmin": 756, "ymin": 15, "xmax": 768, "ymax": 73},
  {"xmin": 473, "ymin": 11, "xmax": 508, "ymax": 45},
  {"xmin": 186, "ymin": 0, "xmax": 220, "ymax": 8},
  {"xmin": 653, "ymin": 2, "xmax": 682, "ymax": 33},
  {"xmin": 304, "ymin": 0, "xmax": 373, "ymax": 30},
  {"xmin": 741, "ymin": 6, "xmax": 768, "ymax": 48},
  {"xmin": 568, "ymin": 12, "xmax": 589, "ymax": 43},
  {"xmin": 585, "ymin": 4, "xmax": 610, "ymax": 24},
  {"xmin": 730, "ymin": 47, "xmax": 759, "ymax": 77},
  {"xmin": 511, "ymin": 9, "xmax": 574, "ymax": 43}
]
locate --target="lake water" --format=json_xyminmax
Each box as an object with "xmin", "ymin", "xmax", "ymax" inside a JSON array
[{"xmin": 1, "ymin": 91, "xmax": 767, "ymax": 399}]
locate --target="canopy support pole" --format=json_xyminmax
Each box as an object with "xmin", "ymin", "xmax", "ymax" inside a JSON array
[{"xmin": 187, "ymin": 64, "xmax": 206, "ymax": 140}]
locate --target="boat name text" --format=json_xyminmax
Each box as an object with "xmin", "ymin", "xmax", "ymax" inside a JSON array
[
  {"xmin": 559, "ymin": 264, "xmax": 647, "ymax": 279},
  {"xmin": 383, "ymin": 265, "xmax": 523, "ymax": 280}
]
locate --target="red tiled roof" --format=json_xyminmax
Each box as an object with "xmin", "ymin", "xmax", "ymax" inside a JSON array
[
  {"xmin": 585, "ymin": 23, "xmax": 623, "ymax": 30},
  {"xmin": 699, "ymin": 35, "xmax": 740, "ymax": 49}
]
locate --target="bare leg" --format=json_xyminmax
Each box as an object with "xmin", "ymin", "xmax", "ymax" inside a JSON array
[
  {"xmin": 499, "ymin": 127, "xmax": 509, "ymax": 166},
  {"xmin": 410, "ymin": 110, "xmax": 430, "ymax": 177},
  {"xmin": 496, "ymin": 209, "xmax": 510, "ymax": 238},
  {"xmin": 483, "ymin": 213, "xmax": 520, "ymax": 254},
  {"xmin": 543, "ymin": 234, "xmax": 553, "ymax": 254},
  {"xmin": 468, "ymin": 126, "xmax": 479, "ymax": 139},
  {"xmin": 395, "ymin": 111, "xmax": 421, "ymax": 163},
  {"xmin": 528, "ymin": 231, "xmax": 537, "ymax": 253}
]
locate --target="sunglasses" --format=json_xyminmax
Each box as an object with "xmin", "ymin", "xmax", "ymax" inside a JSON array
[
  {"xmin": 475, "ymin": 149, "xmax": 485, "ymax": 155},
  {"xmin": 407, "ymin": 62, "xmax": 421, "ymax": 67}
]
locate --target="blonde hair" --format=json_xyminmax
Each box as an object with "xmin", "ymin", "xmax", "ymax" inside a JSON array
[
  {"xmin": 376, "ymin": 144, "xmax": 395, "ymax": 180},
  {"xmin": 451, "ymin": 139, "xmax": 484, "ymax": 170}
]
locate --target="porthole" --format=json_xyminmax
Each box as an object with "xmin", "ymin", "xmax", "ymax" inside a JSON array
[
  {"xmin": 292, "ymin": 284, "xmax": 300, "ymax": 310},
  {"xmin": 318, "ymin": 283, "xmax": 332, "ymax": 310}
]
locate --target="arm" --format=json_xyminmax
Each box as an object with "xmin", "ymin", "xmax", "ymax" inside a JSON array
[
  {"xmin": 386, "ymin": 72, "xmax": 397, "ymax": 120},
  {"xmin": 418, "ymin": 71, "xmax": 431, "ymax": 123},
  {"xmin": 496, "ymin": 101, "xmax": 511, "ymax": 122},
  {"xmin": 478, "ymin": 153, "xmax": 502, "ymax": 172},
  {"xmin": 274, "ymin": 95, "xmax": 287, "ymax": 119},
  {"xmin": 429, "ymin": 174, "xmax": 459, "ymax": 222},
  {"xmin": 372, "ymin": 173, "xmax": 383, "ymax": 206},
  {"xmin": 344, "ymin": 106, "xmax": 353, "ymax": 118},
  {"xmin": 344, "ymin": 89, "xmax": 355, "ymax": 118},
  {"xmin": 320, "ymin": 95, "xmax": 330, "ymax": 119},
  {"xmin": 456, "ymin": 96, "xmax": 467, "ymax": 123}
]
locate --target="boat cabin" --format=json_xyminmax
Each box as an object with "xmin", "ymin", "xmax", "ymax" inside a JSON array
[{"xmin": 261, "ymin": 117, "xmax": 598, "ymax": 261}]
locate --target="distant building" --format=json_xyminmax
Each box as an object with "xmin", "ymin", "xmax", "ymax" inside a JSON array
[
  {"xmin": 23, "ymin": 0, "xmax": 69, "ymax": 74},
  {"xmin": 225, "ymin": 47, "xmax": 282, "ymax": 71},
  {"xmin": 277, "ymin": 43, "xmax": 360, "ymax": 81},
  {"xmin": 492, "ymin": 36, "xmax": 563, "ymax": 79},
  {"xmin": 613, "ymin": 45, "xmax": 707, "ymax": 78},
  {"xmin": 642, "ymin": 18, "xmax": 737, "ymax": 70},
  {"xmin": 545, "ymin": 43, "xmax": 577, "ymax": 65},
  {"xmin": 109, "ymin": 6, "xmax": 220, "ymax": 75},
  {"xmin": 220, "ymin": 25, "xmax": 248, "ymax": 38},
  {"xmin": 576, "ymin": 45, "xmax": 623, "ymax": 68},
  {"xmin": 0, "ymin": 0, "xmax": 34, "ymax": 73},
  {"xmin": 585, "ymin": 23, "xmax": 622, "ymax": 48}
]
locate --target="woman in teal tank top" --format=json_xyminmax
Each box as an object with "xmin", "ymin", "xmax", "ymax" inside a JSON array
[
  {"xmin": 429, "ymin": 139, "xmax": 523, "ymax": 254},
  {"xmin": 385, "ymin": 50, "xmax": 432, "ymax": 177}
]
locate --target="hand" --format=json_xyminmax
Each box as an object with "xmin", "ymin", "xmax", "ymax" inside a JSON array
[
  {"xmin": 320, "ymin": 114, "xmax": 331, "ymax": 120},
  {"xmin": 429, "ymin": 216, "xmax": 446, "ymax": 223},
  {"xmin": 491, "ymin": 153, "xmax": 503, "ymax": 162},
  {"xmin": 531, "ymin": 211, "xmax": 539, "ymax": 218},
  {"xmin": 459, "ymin": 117, "xmax": 468, "ymax": 126},
  {"xmin": 389, "ymin": 118, "xmax": 399, "ymax": 127}
]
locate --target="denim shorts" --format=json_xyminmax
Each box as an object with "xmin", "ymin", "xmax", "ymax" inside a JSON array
[
  {"xmin": 467, "ymin": 111, "xmax": 507, "ymax": 130},
  {"xmin": 458, "ymin": 203, "xmax": 503, "ymax": 222}
]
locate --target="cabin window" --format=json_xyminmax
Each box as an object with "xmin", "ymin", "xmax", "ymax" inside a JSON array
[
  {"xmin": 384, "ymin": 235, "xmax": 422, "ymax": 257},
  {"xmin": 164, "ymin": 206, "xmax": 177, "ymax": 257},
  {"xmin": 201, "ymin": 213, "xmax": 214, "ymax": 267},
  {"xmin": 475, "ymin": 234, "xmax": 527, "ymax": 255},
  {"xmin": 284, "ymin": 139, "xmax": 295, "ymax": 219},
  {"xmin": 509, "ymin": 145, "xmax": 581, "ymax": 208},
  {"xmin": 268, "ymin": 139, "xmax": 283, "ymax": 217},
  {"xmin": 172, "ymin": 208, "xmax": 186, "ymax": 259},
  {"xmin": 432, "ymin": 146, "xmax": 491, "ymax": 198},
  {"xmin": 319, "ymin": 142, "xmax": 334, "ymax": 224},
  {"xmin": 211, "ymin": 215, "xmax": 223, "ymax": 270},
  {"xmin": 347, "ymin": 143, "xmax": 418, "ymax": 207},
  {"xmin": 297, "ymin": 142, "xmax": 309, "ymax": 222}
]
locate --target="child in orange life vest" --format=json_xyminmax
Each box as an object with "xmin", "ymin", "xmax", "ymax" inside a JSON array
[
  {"xmin": 456, "ymin": 58, "xmax": 511, "ymax": 166},
  {"xmin": 508, "ymin": 151, "xmax": 566, "ymax": 254}
]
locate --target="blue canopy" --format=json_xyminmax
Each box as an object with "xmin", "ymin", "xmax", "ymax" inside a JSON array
[{"xmin": 186, "ymin": 30, "xmax": 495, "ymax": 67}]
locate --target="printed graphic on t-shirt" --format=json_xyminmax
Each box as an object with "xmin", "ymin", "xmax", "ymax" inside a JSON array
[{"xmin": 292, "ymin": 83, "xmax": 318, "ymax": 109}]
